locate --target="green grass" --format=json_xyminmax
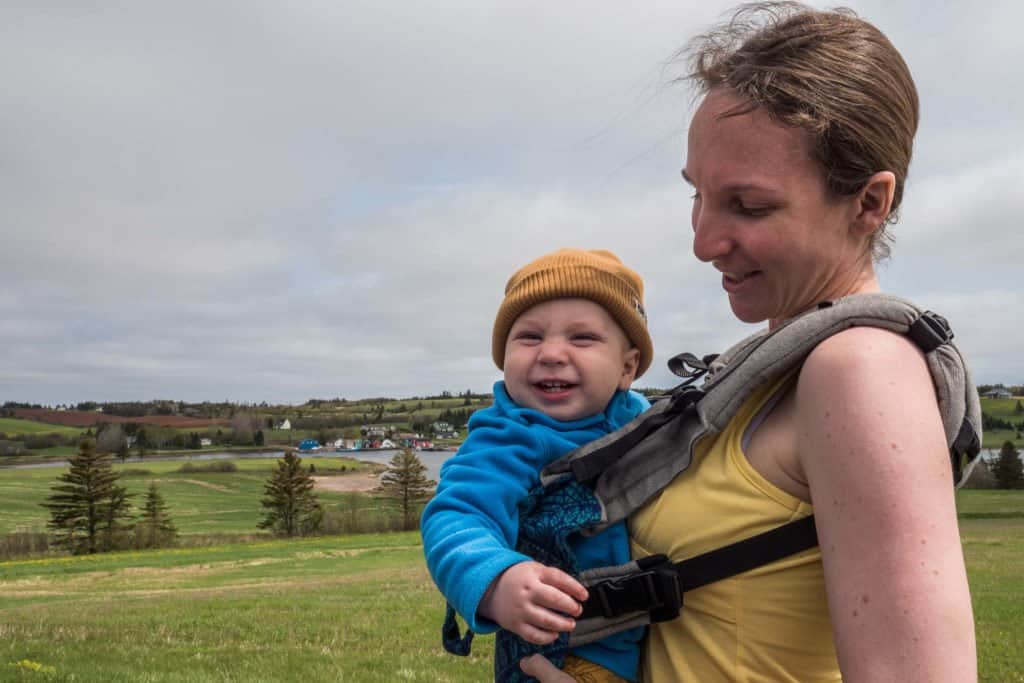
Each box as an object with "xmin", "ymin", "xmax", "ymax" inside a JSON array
[
  {"xmin": 0, "ymin": 456, "xmax": 379, "ymax": 536},
  {"xmin": 951, "ymin": 490, "xmax": 1024, "ymax": 682},
  {"xmin": 0, "ymin": 418, "xmax": 83, "ymax": 437},
  {"xmin": 1, "ymin": 464, "xmax": 1020, "ymax": 681},
  {"xmin": 980, "ymin": 397, "xmax": 1024, "ymax": 449},
  {"xmin": 0, "ymin": 533, "xmax": 494, "ymax": 682}
]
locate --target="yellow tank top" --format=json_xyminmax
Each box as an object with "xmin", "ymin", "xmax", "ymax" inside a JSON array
[{"xmin": 630, "ymin": 372, "xmax": 840, "ymax": 682}]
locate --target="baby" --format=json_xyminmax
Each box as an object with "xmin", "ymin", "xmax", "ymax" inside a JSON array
[{"xmin": 421, "ymin": 248, "xmax": 653, "ymax": 682}]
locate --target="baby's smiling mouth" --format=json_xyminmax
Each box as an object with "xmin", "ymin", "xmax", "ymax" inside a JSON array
[{"xmin": 535, "ymin": 381, "xmax": 576, "ymax": 393}]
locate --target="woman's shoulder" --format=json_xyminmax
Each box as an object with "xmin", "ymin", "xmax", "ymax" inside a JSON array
[
  {"xmin": 798, "ymin": 325, "xmax": 930, "ymax": 393},
  {"xmin": 793, "ymin": 325, "xmax": 944, "ymax": 471}
]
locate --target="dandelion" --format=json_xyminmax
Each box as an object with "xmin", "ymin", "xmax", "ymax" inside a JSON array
[{"xmin": 9, "ymin": 659, "xmax": 57, "ymax": 675}]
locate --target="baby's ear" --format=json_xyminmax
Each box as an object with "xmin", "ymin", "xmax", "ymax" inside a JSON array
[{"xmin": 619, "ymin": 347, "xmax": 640, "ymax": 389}]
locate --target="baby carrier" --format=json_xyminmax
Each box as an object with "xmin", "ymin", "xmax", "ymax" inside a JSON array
[{"xmin": 441, "ymin": 293, "xmax": 982, "ymax": 682}]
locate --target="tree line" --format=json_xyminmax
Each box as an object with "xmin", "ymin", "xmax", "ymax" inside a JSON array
[{"xmin": 39, "ymin": 439, "xmax": 436, "ymax": 556}]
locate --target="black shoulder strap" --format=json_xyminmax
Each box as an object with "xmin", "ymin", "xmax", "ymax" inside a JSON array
[{"xmin": 580, "ymin": 515, "xmax": 819, "ymax": 622}]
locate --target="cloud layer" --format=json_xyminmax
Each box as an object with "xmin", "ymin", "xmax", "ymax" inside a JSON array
[{"xmin": 2, "ymin": 1, "xmax": 1022, "ymax": 404}]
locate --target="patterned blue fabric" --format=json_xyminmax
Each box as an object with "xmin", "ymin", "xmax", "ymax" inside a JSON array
[
  {"xmin": 493, "ymin": 477, "xmax": 605, "ymax": 681},
  {"xmin": 441, "ymin": 476, "xmax": 607, "ymax": 681}
]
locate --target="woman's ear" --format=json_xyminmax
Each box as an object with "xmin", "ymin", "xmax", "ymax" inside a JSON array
[
  {"xmin": 619, "ymin": 347, "xmax": 641, "ymax": 389},
  {"xmin": 851, "ymin": 170, "xmax": 896, "ymax": 237}
]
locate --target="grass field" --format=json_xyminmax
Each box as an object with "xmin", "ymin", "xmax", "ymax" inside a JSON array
[
  {"xmin": 0, "ymin": 418, "xmax": 83, "ymax": 437},
  {"xmin": 1, "ymin": 533, "xmax": 493, "ymax": 682},
  {"xmin": 0, "ymin": 469, "xmax": 1021, "ymax": 681},
  {"xmin": 0, "ymin": 456, "xmax": 381, "ymax": 536},
  {"xmin": 982, "ymin": 397, "xmax": 1024, "ymax": 449}
]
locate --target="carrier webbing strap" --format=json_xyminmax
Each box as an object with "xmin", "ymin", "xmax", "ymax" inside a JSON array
[{"xmin": 579, "ymin": 515, "xmax": 818, "ymax": 621}]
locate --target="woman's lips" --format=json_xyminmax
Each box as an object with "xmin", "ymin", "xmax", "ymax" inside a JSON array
[{"xmin": 722, "ymin": 270, "xmax": 762, "ymax": 294}]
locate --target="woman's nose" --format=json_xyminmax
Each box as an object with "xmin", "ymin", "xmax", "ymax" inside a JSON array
[{"xmin": 691, "ymin": 205, "xmax": 732, "ymax": 263}]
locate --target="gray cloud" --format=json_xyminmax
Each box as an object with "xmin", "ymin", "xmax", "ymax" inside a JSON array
[{"xmin": 1, "ymin": 1, "xmax": 1021, "ymax": 404}]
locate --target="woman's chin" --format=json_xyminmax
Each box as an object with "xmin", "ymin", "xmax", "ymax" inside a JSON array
[{"xmin": 728, "ymin": 298, "xmax": 770, "ymax": 325}]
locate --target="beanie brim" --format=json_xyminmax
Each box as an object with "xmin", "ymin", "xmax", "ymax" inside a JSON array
[{"xmin": 491, "ymin": 253, "xmax": 653, "ymax": 379}]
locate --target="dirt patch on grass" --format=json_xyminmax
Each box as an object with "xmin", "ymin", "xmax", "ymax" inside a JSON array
[
  {"xmin": 177, "ymin": 479, "xmax": 234, "ymax": 493},
  {"xmin": 311, "ymin": 473, "xmax": 381, "ymax": 493}
]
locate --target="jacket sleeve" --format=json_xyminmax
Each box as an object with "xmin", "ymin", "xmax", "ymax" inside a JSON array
[{"xmin": 420, "ymin": 410, "xmax": 551, "ymax": 633}]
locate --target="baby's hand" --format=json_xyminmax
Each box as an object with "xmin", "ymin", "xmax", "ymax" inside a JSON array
[{"xmin": 478, "ymin": 561, "xmax": 588, "ymax": 645}]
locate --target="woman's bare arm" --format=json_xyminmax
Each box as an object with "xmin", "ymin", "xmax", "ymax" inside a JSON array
[{"xmin": 795, "ymin": 327, "xmax": 976, "ymax": 682}]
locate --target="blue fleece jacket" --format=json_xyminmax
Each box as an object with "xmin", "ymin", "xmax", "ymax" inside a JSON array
[{"xmin": 421, "ymin": 381, "xmax": 649, "ymax": 680}]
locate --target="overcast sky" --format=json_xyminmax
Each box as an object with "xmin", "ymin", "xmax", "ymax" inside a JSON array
[{"xmin": 2, "ymin": 1, "xmax": 1022, "ymax": 406}]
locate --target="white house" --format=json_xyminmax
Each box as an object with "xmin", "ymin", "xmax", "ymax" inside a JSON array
[
  {"xmin": 982, "ymin": 389, "xmax": 1013, "ymax": 399},
  {"xmin": 277, "ymin": 419, "xmax": 292, "ymax": 430}
]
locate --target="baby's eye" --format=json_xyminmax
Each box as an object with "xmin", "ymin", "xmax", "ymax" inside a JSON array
[
  {"xmin": 571, "ymin": 333, "xmax": 601, "ymax": 345},
  {"xmin": 513, "ymin": 331, "xmax": 542, "ymax": 344}
]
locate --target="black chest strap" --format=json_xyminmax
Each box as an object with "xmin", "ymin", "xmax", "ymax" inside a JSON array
[{"xmin": 579, "ymin": 515, "xmax": 819, "ymax": 622}]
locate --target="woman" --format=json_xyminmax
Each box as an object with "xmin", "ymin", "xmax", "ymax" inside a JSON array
[{"xmin": 524, "ymin": 3, "xmax": 976, "ymax": 681}]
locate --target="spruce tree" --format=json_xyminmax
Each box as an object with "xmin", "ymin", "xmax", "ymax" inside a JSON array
[
  {"xmin": 258, "ymin": 451, "xmax": 323, "ymax": 537},
  {"xmin": 992, "ymin": 440, "xmax": 1024, "ymax": 489},
  {"xmin": 377, "ymin": 448, "xmax": 435, "ymax": 530},
  {"xmin": 136, "ymin": 482, "xmax": 178, "ymax": 548},
  {"xmin": 42, "ymin": 438, "xmax": 132, "ymax": 554}
]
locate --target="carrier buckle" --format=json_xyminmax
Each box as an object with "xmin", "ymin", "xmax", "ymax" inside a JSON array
[
  {"xmin": 908, "ymin": 311, "xmax": 953, "ymax": 352},
  {"xmin": 583, "ymin": 555, "xmax": 682, "ymax": 623}
]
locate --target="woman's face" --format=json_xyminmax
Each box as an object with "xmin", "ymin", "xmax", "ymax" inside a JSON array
[{"xmin": 684, "ymin": 88, "xmax": 873, "ymax": 328}]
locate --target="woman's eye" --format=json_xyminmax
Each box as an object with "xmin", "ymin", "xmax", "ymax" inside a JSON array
[{"xmin": 734, "ymin": 200, "xmax": 771, "ymax": 217}]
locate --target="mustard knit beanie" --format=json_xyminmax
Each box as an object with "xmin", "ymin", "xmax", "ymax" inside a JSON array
[{"xmin": 492, "ymin": 248, "xmax": 653, "ymax": 378}]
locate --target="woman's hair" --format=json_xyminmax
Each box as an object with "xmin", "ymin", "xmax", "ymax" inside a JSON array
[{"xmin": 679, "ymin": 2, "xmax": 919, "ymax": 260}]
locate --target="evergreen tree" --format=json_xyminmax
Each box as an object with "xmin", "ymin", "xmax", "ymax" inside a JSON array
[
  {"xmin": 41, "ymin": 438, "xmax": 132, "ymax": 554},
  {"xmin": 258, "ymin": 451, "xmax": 323, "ymax": 537},
  {"xmin": 377, "ymin": 448, "xmax": 435, "ymax": 530},
  {"xmin": 135, "ymin": 482, "xmax": 178, "ymax": 548},
  {"xmin": 992, "ymin": 440, "xmax": 1024, "ymax": 489}
]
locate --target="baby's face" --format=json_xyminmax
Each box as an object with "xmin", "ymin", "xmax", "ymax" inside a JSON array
[{"xmin": 503, "ymin": 298, "xmax": 639, "ymax": 422}]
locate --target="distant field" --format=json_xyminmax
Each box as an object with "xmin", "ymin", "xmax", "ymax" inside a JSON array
[
  {"xmin": 981, "ymin": 397, "xmax": 1024, "ymax": 449},
  {"xmin": 10, "ymin": 407, "xmax": 225, "ymax": 429},
  {"xmin": 0, "ymin": 418, "xmax": 82, "ymax": 437},
  {"xmin": 0, "ymin": 456, "xmax": 383, "ymax": 536}
]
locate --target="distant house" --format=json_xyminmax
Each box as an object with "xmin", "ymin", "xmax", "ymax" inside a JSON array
[
  {"xmin": 432, "ymin": 421, "xmax": 459, "ymax": 439},
  {"xmin": 363, "ymin": 424, "xmax": 388, "ymax": 437},
  {"xmin": 200, "ymin": 438, "xmax": 212, "ymax": 447},
  {"xmin": 982, "ymin": 388, "xmax": 1013, "ymax": 399},
  {"xmin": 277, "ymin": 419, "xmax": 292, "ymax": 430}
]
